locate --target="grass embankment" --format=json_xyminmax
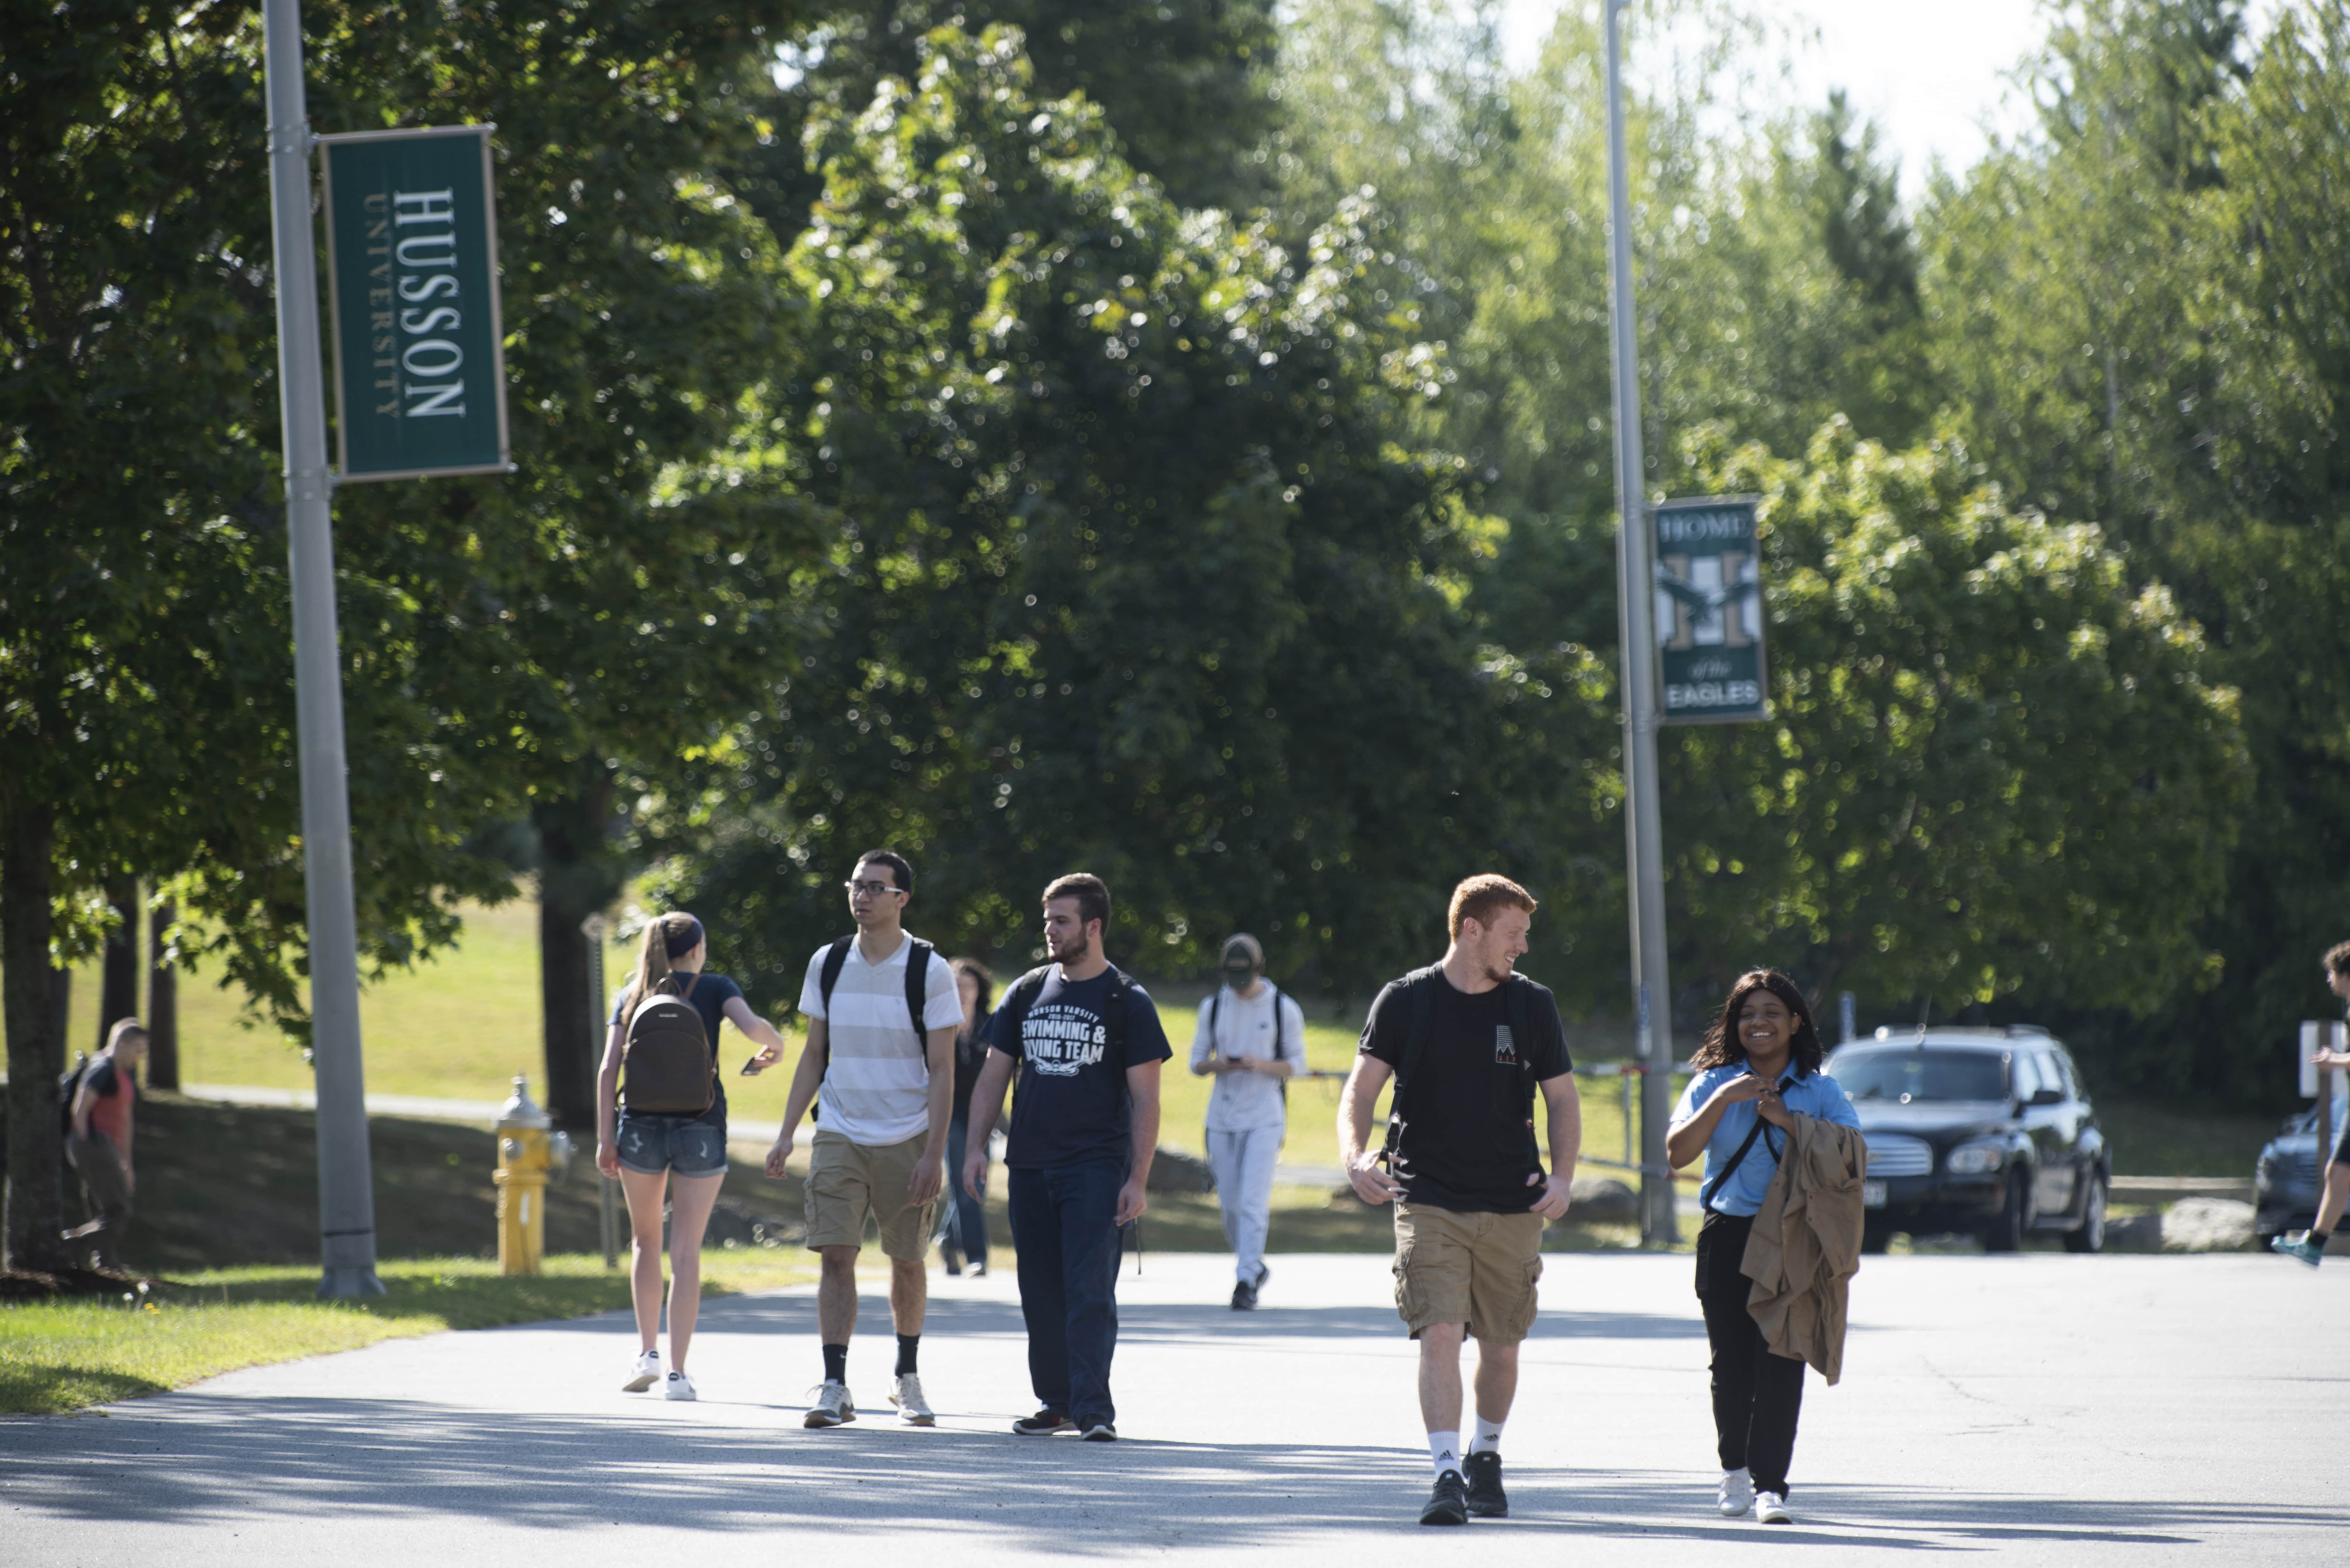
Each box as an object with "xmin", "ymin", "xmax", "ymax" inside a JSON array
[{"xmin": 0, "ymin": 1252, "xmax": 815, "ymax": 1416}]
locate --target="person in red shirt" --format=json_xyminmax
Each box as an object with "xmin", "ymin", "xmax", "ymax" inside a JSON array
[{"xmin": 66, "ymin": 1019, "xmax": 147, "ymax": 1270}]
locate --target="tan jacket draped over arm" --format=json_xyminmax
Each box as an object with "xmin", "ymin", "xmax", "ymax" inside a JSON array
[{"xmin": 1739, "ymin": 1112, "xmax": 1868, "ymax": 1384}]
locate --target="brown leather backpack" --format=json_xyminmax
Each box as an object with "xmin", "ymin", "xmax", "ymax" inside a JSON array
[{"xmin": 621, "ymin": 974, "xmax": 715, "ymax": 1115}]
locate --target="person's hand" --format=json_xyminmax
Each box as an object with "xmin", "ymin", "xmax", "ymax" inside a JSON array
[
  {"xmin": 763, "ymin": 1134, "xmax": 794, "ymax": 1178},
  {"xmin": 1115, "ymin": 1175, "xmax": 1149, "ymax": 1226},
  {"xmin": 1346, "ymin": 1150, "xmax": 1404, "ymax": 1206},
  {"xmin": 2311, "ymin": 1050, "xmax": 2350, "ymax": 1068},
  {"xmin": 908, "ymin": 1153, "xmax": 945, "ymax": 1207},
  {"xmin": 1712, "ymin": 1073, "xmax": 1774, "ymax": 1107},
  {"xmin": 1755, "ymin": 1086, "xmax": 1795, "ymax": 1130},
  {"xmin": 595, "ymin": 1141, "xmax": 621, "ymax": 1178},
  {"xmin": 961, "ymin": 1145, "xmax": 988, "ymax": 1200},
  {"xmin": 744, "ymin": 1045, "xmax": 782, "ymax": 1074},
  {"xmin": 1527, "ymin": 1170, "xmax": 1572, "ymax": 1221}
]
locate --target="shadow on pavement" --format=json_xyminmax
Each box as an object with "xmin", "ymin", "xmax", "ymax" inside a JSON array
[{"xmin": 2, "ymin": 1391, "xmax": 2333, "ymax": 1552}]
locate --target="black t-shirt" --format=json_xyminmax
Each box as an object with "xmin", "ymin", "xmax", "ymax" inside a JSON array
[
  {"xmin": 950, "ymin": 1009, "xmax": 993, "ymax": 1124},
  {"xmin": 1358, "ymin": 970, "xmax": 1573, "ymax": 1213},
  {"xmin": 990, "ymin": 968, "xmax": 1172, "ymax": 1170},
  {"xmin": 610, "ymin": 970, "xmax": 743, "ymax": 1128}
]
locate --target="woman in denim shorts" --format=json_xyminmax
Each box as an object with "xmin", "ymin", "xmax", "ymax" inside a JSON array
[{"xmin": 595, "ymin": 911, "xmax": 789, "ymax": 1400}]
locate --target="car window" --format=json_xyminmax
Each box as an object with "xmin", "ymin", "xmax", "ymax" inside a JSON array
[
  {"xmin": 2011, "ymin": 1051, "xmax": 2042, "ymax": 1099},
  {"xmin": 1826, "ymin": 1048, "xmax": 2010, "ymax": 1102},
  {"xmin": 2028, "ymin": 1051, "xmax": 2069, "ymax": 1100},
  {"xmin": 2051, "ymin": 1049, "xmax": 2082, "ymax": 1099}
]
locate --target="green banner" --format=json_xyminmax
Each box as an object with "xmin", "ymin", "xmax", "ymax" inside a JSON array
[
  {"xmin": 320, "ymin": 125, "xmax": 510, "ymax": 480},
  {"xmin": 1653, "ymin": 495, "xmax": 1768, "ymax": 724}
]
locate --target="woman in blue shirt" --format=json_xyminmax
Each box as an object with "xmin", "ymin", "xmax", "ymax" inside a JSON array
[{"xmin": 1666, "ymin": 970, "xmax": 1860, "ymax": 1527}]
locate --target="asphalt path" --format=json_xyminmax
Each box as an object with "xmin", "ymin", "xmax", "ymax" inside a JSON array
[{"xmin": 4, "ymin": 1250, "xmax": 2344, "ymax": 1563}]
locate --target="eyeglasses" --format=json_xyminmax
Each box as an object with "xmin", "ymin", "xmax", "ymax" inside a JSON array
[{"xmin": 843, "ymin": 879, "xmax": 904, "ymax": 898}]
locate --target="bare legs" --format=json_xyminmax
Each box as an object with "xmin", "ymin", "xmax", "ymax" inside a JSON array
[
  {"xmin": 816, "ymin": 1246, "xmax": 929, "ymax": 1344},
  {"xmin": 1416, "ymin": 1323, "xmax": 1520, "ymax": 1432},
  {"xmin": 618, "ymin": 1166, "xmax": 726, "ymax": 1371},
  {"xmin": 2317, "ymin": 1161, "xmax": 2350, "ymax": 1237}
]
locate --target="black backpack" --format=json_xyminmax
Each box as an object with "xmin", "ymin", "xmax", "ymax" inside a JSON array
[
  {"xmin": 1378, "ymin": 966, "xmax": 1545, "ymax": 1174},
  {"xmin": 57, "ymin": 1053, "xmax": 90, "ymax": 1137},
  {"xmin": 811, "ymin": 934, "xmax": 936, "ymax": 1119},
  {"xmin": 621, "ymin": 974, "xmax": 716, "ymax": 1115},
  {"xmin": 1208, "ymin": 983, "xmax": 1296, "ymax": 1108}
]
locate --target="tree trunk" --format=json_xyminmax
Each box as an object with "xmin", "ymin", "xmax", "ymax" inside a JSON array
[
  {"xmin": 98, "ymin": 874, "xmax": 140, "ymax": 1053},
  {"xmin": 3, "ymin": 798, "xmax": 72, "ymax": 1275},
  {"xmin": 538, "ymin": 890, "xmax": 596, "ymax": 1134},
  {"xmin": 148, "ymin": 899, "xmax": 180, "ymax": 1091},
  {"xmin": 534, "ymin": 783, "xmax": 624, "ymax": 1136}
]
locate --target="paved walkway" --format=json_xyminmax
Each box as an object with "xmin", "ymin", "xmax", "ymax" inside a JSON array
[{"xmin": 4, "ymin": 1252, "xmax": 2344, "ymax": 1563}]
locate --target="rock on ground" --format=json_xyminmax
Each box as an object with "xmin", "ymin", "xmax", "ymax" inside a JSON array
[{"xmin": 2162, "ymin": 1197, "xmax": 2256, "ymax": 1252}]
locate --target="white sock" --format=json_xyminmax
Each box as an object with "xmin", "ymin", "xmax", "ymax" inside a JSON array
[
  {"xmin": 1429, "ymin": 1430, "xmax": 1464, "ymax": 1478},
  {"xmin": 1470, "ymin": 1416, "xmax": 1505, "ymax": 1455}
]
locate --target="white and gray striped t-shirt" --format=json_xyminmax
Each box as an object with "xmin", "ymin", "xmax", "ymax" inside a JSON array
[{"xmin": 798, "ymin": 934, "xmax": 963, "ymax": 1146}]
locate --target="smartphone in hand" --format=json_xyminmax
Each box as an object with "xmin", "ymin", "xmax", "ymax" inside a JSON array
[{"xmin": 739, "ymin": 1056, "xmax": 764, "ymax": 1076}]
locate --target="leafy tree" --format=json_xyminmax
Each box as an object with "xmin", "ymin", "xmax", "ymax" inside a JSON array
[
  {"xmin": 1657, "ymin": 420, "xmax": 2247, "ymax": 1093},
  {"xmin": 658, "ymin": 25, "xmax": 1607, "ymax": 1006}
]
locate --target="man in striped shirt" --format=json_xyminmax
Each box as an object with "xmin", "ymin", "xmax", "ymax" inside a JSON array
[{"xmin": 767, "ymin": 850, "xmax": 963, "ymax": 1428}]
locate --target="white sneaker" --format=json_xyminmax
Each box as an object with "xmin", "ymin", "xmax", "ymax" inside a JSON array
[
  {"xmin": 805, "ymin": 1380, "xmax": 856, "ymax": 1428},
  {"xmin": 891, "ymin": 1372, "xmax": 936, "ymax": 1425},
  {"xmin": 1756, "ymin": 1491, "xmax": 1792, "ymax": 1525},
  {"xmin": 663, "ymin": 1370, "xmax": 697, "ymax": 1402},
  {"xmin": 623, "ymin": 1351, "xmax": 662, "ymax": 1393},
  {"xmin": 1717, "ymin": 1467, "xmax": 1754, "ymax": 1517}
]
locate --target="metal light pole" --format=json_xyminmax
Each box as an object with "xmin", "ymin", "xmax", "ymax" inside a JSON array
[
  {"xmin": 1603, "ymin": 0, "xmax": 1677, "ymax": 1247},
  {"xmin": 263, "ymin": 0, "xmax": 383, "ymax": 1297}
]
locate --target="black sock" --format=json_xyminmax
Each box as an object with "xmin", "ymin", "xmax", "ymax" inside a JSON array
[
  {"xmin": 896, "ymin": 1333, "xmax": 920, "ymax": 1376},
  {"xmin": 822, "ymin": 1343, "xmax": 848, "ymax": 1384},
  {"xmin": 2314, "ymin": 1229, "xmax": 2333, "ymax": 1246}
]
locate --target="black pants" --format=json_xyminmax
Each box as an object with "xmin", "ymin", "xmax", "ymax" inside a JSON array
[
  {"xmin": 1008, "ymin": 1159, "xmax": 1125, "ymax": 1426},
  {"xmin": 1695, "ymin": 1210, "xmax": 1806, "ymax": 1496}
]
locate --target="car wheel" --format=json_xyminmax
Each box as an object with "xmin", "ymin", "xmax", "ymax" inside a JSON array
[
  {"xmin": 1983, "ymin": 1172, "xmax": 2032, "ymax": 1252},
  {"xmin": 1860, "ymin": 1220, "xmax": 1893, "ymax": 1255},
  {"xmin": 2062, "ymin": 1171, "xmax": 2107, "ymax": 1254}
]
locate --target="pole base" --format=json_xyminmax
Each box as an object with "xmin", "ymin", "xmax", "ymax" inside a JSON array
[{"xmin": 318, "ymin": 1266, "xmax": 388, "ymax": 1299}]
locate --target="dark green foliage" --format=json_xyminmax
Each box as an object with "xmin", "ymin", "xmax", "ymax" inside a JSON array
[{"xmin": 657, "ymin": 26, "xmax": 1607, "ymax": 1005}]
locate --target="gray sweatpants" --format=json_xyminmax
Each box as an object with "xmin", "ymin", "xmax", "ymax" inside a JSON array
[
  {"xmin": 1206, "ymin": 1124, "xmax": 1283, "ymax": 1285},
  {"xmin": 65, "ymin": 1133, "xmax": 133, "ymax": 1268}
]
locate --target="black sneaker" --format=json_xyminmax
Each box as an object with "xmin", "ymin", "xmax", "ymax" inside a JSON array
[
  {"xmin": 1012, "ymin": 1409, "xmax": 1073, "ymax": 1435},
  {"xmin": 1079, "ymin": 1420, "xmax": 1117, "ymax": 1441},
  {"xmin": 1230, "ymin": 1280, "xmax": 1258, "ymax": 1311},
  {"xmin": 1420, "ymin": 1469, "xmax": 1470, "ymax": 1526},
  {"xmin": 1462, "ymin": 1451, "xmax": 1507, "ymax": 1517}
]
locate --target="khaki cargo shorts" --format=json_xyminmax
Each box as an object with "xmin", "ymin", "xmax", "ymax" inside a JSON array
[
  {"xmin": 807, "ymin": 1130, "xmax": 937, "ymax": 1260},
  {"xmin": 1392, "ymin": 1202, "xmax": 1545, "ymax": 1343}
]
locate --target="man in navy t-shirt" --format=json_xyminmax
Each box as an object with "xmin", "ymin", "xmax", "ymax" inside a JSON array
[{"xmin": 962, "ymin": 873, "xmax": 1171, "ymax": 1441}]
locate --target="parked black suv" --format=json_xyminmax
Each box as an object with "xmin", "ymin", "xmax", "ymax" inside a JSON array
[{"xmin": 1824, "ymin": 1027, "xmax": 2111, "ymax": 1253}]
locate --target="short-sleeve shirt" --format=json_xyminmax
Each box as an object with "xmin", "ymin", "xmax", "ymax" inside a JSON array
[
  {"xmin": 82, "ymin": 1056, "xmax": 137, "ymax": 1147},
  {"xmin": 1190, "ymin": 984, "xmax": 1309, "ymax": 1132},
  {"xmin": 798, "ymin": 934, "xmax": 963, "ymax": 1145},
  {"xmin": 991, "ymin": 967, "xmax": 1173, "ymax": 1170},
  {"xmin": 1672, "ymin": 1063, "xmax": 1861, "ymax": 1217},
  {"xmin": 610, "ymin": 971, "xmax": 743, "ymax": 1129},
  {"xmin": 1358, "ymin": 971, "xmax": 1573, "ymax": 1213}
]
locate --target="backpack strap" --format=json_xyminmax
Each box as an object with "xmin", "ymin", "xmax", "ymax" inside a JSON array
[
  {"xmin": 1700, "ymin": 1098, "xmax": 1786, "ymax": 1214},
  {"xmin": 903, "ymin": 937, "xmax": 936, "ymax": 1050},
  {"xmin": 1504, "ymin": 974, "xmax": 1540, "ymax": 1168},
  {"xmin": 1270, "ymin": 984, "xmax": 1290, "ymax": 1109},
  {"xmin": 991, "ymin": 965, "xmax": 1056, "ymax": 1060},
  {"xmin": 1393, "ymin": 965, "xmax": 1443, "ymax": 1113},
  {"xmin": 1208, "ymin": 988, "xmax": 1222, "ymax": 1056},
  {"xmin": 817, "ymin": 935, "xmax": 855, "ymax": 1017}
]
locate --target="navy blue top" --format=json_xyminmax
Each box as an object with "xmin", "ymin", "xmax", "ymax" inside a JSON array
[
  {"xmin": 610, "ymin": 970, "xmax": 743, "ymax": 1129},
  {"xmin": 990, "ymin": 968, "xmax": 1172, "ymax": 1170}
]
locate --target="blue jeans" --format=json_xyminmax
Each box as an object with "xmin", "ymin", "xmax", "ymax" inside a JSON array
[
  {"xmin": 1008, "ymin": 1158, "xmax": 1125, "ymax": 1425},
  {"xmin": 941, "ymin": 1118, "xmax": 990, "ymax": 1266}
]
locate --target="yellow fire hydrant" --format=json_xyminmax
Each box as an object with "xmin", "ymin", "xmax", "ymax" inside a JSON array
[{"xmin": 493, "ymin": 1075, "xmax": 569, "ymax": 1275}]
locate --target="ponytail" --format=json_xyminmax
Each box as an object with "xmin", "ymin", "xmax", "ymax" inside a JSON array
[{"xmin": 622, "ymin": 912, "xmax": 704, "ymax": 1013}]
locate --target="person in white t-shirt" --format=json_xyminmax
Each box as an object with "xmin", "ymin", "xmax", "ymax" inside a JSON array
[
  {"xmin": 766, "ymin": 850, "xmax": 963, "ymax": 1428},
  {"xmin": 1190, "ymin": 933, "xmax": 1308, "ymax": 1309}
]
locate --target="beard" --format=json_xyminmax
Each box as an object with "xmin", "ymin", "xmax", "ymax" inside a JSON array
[
  {"xmin": 1481, "ymin": 949, "xmax": 1516, "ymax": 986},
  {"xmin": 1049, "ymin": 930, "xmax": 1092, "ymax": 966}
]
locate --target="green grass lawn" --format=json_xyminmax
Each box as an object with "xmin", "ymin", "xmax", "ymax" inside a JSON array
[{"xmin": 0, "ymin": 1252, "xmax": 816, "ymax": 1415}]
